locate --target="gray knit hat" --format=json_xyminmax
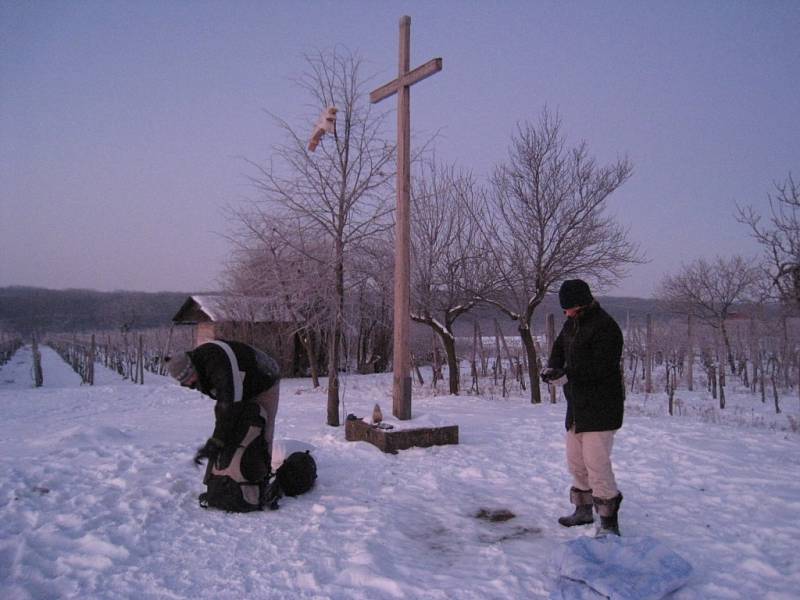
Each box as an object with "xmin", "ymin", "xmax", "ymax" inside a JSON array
[{"xmin": 167, "ymin": 352, "xmax": 196, "ymax": 384}]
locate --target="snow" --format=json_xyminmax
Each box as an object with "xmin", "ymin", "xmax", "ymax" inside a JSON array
[{"xmin": 1, "ymin": 345, "xmax": 799, "ymax": 599}]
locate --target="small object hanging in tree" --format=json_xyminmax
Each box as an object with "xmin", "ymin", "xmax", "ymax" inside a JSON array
[
  {"xmin": 372, "ymin": 403, "xmax": 383, "ymax": 424},
  {"xmin": 308, "ymin": 106, "xmax": 337, "ymax": 152}
]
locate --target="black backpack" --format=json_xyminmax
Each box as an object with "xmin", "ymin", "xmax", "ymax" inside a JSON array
[
  {"xmin": 199, "ymin": 403, "xmax": 270, "ymax": 513},
  {"xmin": 275, "ymin": 451, "xmax": 317, "ymax": 497}
]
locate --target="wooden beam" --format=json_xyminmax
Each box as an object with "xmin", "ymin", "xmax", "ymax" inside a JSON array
[
  {"xmin": 367, "ymin": 15, "xmax": 442, "ymax": 420},
  {"xmin": 393, "ymin": 14, "xmax": 412, "ymax": 420},
  {"xmin": 369, "ymin": 58, "xmax": 443, "ymax": 103}
]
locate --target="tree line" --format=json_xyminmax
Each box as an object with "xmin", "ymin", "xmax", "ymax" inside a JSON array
[
  {"xmin": 653, "ymin": 173, "xmax": 799, "ymax": 413},
  {"xmin": 0, "ymin": 287, "xmax": 188, "ymax": 336}
]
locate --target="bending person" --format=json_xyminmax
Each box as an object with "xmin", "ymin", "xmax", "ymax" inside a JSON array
[{"xmin": 167, "ymin": 339, "xmax": 280, "ymax": 512}]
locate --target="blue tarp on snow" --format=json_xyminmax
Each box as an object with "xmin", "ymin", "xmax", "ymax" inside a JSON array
[{"xmin": 550, "ymin": 535, "xmax": 693, "ymax": 600}]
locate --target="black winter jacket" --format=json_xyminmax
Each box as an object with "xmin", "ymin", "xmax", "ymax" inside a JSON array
[
  {"xmin": 187, "ymin": 340, "xmax": 280, "ymax": 447},
  {"xmin": 548, "ymin": 302, "xmax": 624, "ymax": 433}
]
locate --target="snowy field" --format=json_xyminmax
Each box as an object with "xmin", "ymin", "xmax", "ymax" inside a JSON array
[{"xmin": 1, "ymin": 345, "xmax": 798, "ymax": 599}]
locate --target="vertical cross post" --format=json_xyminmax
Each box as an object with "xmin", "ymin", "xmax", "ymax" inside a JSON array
[
  {"xmin": 394, "ymin": 17, "xmax": 412, "ymax": 420},
  {"xmin": 370, "ymin": 16, "xmax": 442, "ymax": 420}
]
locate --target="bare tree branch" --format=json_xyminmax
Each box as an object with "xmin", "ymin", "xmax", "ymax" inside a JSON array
[
  {"xmin": 410, "ymin": 159, "xmax": 490, "ymax": 394},
  {"xmin": 474, "ymin": 108, "xmax": 644, "ymax": 402},
  {"xmin": 225, "ymin": 48, "xmax": 394, "ymax": 426},
  {"xmin": 657, "ymin": 255, "xmax": 762, "ymax": 373},
  {"xmin": 737, "ymin": 172, "xmax": 800, "ymax": 311}
]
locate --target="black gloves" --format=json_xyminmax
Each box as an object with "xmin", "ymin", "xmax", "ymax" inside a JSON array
[
  {"xmin": 193, "ymin": 437, "xmax": 223, "ymax": 465},
  {"xmin": 540, "ymin": 367, "xmax": 565, "ymax": 384},
  {"xmin": 260, "ymin": 478, "xmax": 282, "ymax": 510}
]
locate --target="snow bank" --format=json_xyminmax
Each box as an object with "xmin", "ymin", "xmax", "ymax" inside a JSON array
[{"xmin": 1, "ymin": 347, "xmax": 798, "ymax": 599}]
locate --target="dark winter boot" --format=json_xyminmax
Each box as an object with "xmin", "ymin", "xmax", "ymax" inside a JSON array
[
  {"xmin": 593, "ymin": 492, "xmax": 623, "ymax": 537},
  {"xmin": 558, "ymin": 487, "xmax": 595, "ymax": 527}
]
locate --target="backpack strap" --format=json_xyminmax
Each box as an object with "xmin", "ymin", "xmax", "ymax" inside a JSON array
[{"xmin": 208, "ymin": 340, "xmax": 244, "ymax": 403}]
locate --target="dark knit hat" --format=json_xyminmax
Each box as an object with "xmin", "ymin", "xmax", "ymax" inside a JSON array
[
  {"xmin": 559, "ymin": 279, "xmax": 593, "ymax": 310},
  {"xmin": 167, "ymin": 352, "xmax": 196, "ymax": 384}
]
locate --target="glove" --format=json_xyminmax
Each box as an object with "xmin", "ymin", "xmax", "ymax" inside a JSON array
[
  {"xmin": 540, "ymin": 367, "xmax": 565, "ymax": 384},
  {"xmin": 193, "ymin": 437, "xmax": 223, "ymax": 466},
  {"xmin": 260, "ymin": 478, "xmax": 282, "ymax": 510}
]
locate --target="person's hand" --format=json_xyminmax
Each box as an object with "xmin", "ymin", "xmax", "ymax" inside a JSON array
[
  {"xmin": 540, "ymin": 367, "xmax": 565, "ymax": 384},
  {"xmin": 260, "ymin": 479, "xmax": 282, "ymax": 510},
  {"xmin": 193, "ymin": 438, "xmax": 223, "ymax": 465}
]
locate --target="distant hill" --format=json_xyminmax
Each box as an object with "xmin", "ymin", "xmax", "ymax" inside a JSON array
[
  {"xmin": 0, "ymin": 286, "xmax": 665, "ymax": 338},
  {"xmin": 452, "ymin": 294, "xmax": 664, "ymax": 337},
  {"xmin": 0, "ymin": 287, "xmax": 191, "ymax": 336}
]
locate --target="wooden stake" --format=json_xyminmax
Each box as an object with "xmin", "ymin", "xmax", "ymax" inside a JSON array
[
  {"xmin": 687, "ymin": 313, "xmax": 694, "ymax": 391},
  {"xmin": 547, "ymin": 313, "xmax": 557, "ymax": 404},
  {"xmin": 89, "ymin": 334, "xmax": 96, "ymax": 386},
  {"xmin": 645, "ymin": 314, "xmax": 653, "ymax": 394}
]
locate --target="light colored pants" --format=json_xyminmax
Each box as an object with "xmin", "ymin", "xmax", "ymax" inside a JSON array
[
  {"xmin": 254, "ymin": 384, "xmax": 280, "ymax": 458},
  {"xmin": 565, "ymin": 426, "xmax": 619, "ymax": 499}
]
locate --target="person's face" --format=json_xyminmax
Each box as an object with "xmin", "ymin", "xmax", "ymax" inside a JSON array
[{"xmin": 563, "ymin": 306, "xmax": 584, "ymax": 318}]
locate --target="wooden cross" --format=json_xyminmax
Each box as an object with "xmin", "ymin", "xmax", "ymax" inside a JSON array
[{"xmin": 370, "ymin": 15, "xmax": 442, "ymax": 420}]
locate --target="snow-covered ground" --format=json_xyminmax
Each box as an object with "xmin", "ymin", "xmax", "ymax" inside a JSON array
[{"xmin": 1, "ymin": 345, "xmax": 798, "ymax": 599}]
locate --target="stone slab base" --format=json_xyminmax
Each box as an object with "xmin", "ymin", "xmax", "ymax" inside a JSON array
[{"xmin": 345, "ymin": 418, "xmax": 459, "ymax": 454}]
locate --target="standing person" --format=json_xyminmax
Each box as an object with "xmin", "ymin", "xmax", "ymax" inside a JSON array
[
  {"xmin": 541, "ymin": 279, "xmax": 625, "ymax": 536},
  {"xmin": 167, "ymin": 339, "xmax": 281, "ymax": 512}
]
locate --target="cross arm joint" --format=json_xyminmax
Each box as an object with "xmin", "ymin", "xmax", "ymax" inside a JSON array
[{"xmin": 369, "ymin": 57, "xmax": 443, "ymax": 104}]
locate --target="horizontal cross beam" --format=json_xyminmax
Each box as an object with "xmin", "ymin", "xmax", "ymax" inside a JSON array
[{"xmin": 369, "ymin": 57, "xmax": 443, "ymax": 104}]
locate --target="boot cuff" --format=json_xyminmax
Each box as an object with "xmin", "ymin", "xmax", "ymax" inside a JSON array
[
  {"xmin": 592, "ymin": 493, "xmax": 623, "ymax": 517},
  {"xmin": 569, "ymin": 486, "xmax": 594, "ymax": 506}
]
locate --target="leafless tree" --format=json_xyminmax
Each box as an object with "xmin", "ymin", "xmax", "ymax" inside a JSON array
[
  {"xmin": 244, "ymin": 49, "xmax": 394, "ymax": 426},
  {"xmin": 658, "ymin": 255, "xmax": 762, "ymax": 375},
  {"xmin": 650, "ymin": 319, "xmax": 689, "ymax": 414},
  {"xmin": 624, "ymin": 322, "xmax": 646, "ymax": 393},
  {"xmin": 409, "ymin": 160, "xmax": 490, "ymax": 394},
  {"xmin": 474, "ymin": 109, "xmax": 643, "ymax": 403},
  {"xmin": 346, "ymin": 237, "xmax": 394, "ymax": 375},
  {"xmin": 737, "ymin": 173, "xmax": 800, "ymax": 311},
  {"xmin": 221, "ymin": 216, "xmax": 332, "ymax": 387}
]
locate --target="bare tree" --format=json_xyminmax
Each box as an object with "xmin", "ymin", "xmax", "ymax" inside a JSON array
[
  {"xmin": 221, "ymin": 217, "xmax": 332, "ymax": 387},
  {"xmin": 474, "ymin": 109, "xmax": 643, "ymax": 403},
  {"xmin": 650, "ymin": 319, "xmax": 689, "ymax": 414},
  {"xmin": 346, "ymin": 237, "xmax": 394, "ymax": 375},
  {"xmin": 658, "ymin": 255, "xmax": 762, "ymax": 375},
  {"xmin": 245, "ymin": 49, "xmax": 394, "ymax": 426},
  {"xmin": 409, "ymin": 160, "xmax": 489, "ymax": 394},
  {"xmin": 624, "ymin": 321, "xmax": 646, "ymax": 393},
  {"xmin": 737, "ymin": 173, "xmax": 800, "ymax": 311}
]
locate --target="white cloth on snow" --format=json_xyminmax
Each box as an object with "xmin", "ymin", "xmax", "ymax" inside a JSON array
[
  {"xmin": 271, "ymin": 438, "xmax": 316, "ymax": 471},
  {"xmin": 549, "ymin": 535, "xmax": 692, "ymax": 600}
]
